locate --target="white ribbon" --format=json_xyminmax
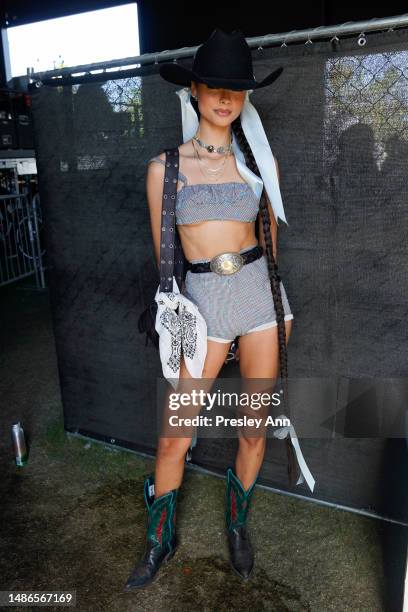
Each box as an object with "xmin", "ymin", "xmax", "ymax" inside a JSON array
[
  {"xmin": 175, "ymin": 86, "xmax": 288, "ymax": 226},
  {"xmin": 273, "ymin": 413, "xmax": 316, "ymax": 493},
  {"xmin": 154, "ymin": 277, "xmax": 208, "ymax": 390}
]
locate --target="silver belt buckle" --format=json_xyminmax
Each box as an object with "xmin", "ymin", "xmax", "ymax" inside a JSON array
[{"xmin": 209, "ymin": 251, "xmax": 244, "ymax": 275}]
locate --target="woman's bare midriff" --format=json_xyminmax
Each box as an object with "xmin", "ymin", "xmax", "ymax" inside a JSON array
[{"xmin": 177, "ymin": 219, "xmax": 258, "ymax": 262}]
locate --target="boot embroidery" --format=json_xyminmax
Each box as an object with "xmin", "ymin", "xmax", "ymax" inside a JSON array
[
  {"xmin": 156, "ymin": 507, "xmax": 167, "ymax": 544},
  {"xmin": 226, "ymin": 469, "xmax": 257, "ymax": 530},
  {"xmin": 231, "ymin": 489, "xmax": 237, "ymax": 522}
]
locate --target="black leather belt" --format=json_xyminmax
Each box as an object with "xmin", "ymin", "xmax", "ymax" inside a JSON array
[{"xmin": 186, "ymin": 245, "xmax": 264, "ymax": 275}]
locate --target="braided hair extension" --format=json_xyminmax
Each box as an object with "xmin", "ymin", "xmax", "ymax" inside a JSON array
[
  {"xmin": 190, "ymin": 94, "xmax": 299, "ymax": 487},
  {"xmin": 230, "ymin": 117, "xmax": 298, "ymax": 487}
]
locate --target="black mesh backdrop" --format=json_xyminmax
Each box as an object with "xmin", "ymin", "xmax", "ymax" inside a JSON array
[{"xmin": 29, "ymin": 27, "xmax": 408, "ymax": 519}]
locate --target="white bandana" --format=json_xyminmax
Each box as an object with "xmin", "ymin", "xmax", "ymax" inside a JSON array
[
  {"xmin": 175, "ymin": 86, "xmax": 289, "ymax": 226},
  {"xmin": 154, "ymin": 277, "xmax": 207, "ymax": 390}
]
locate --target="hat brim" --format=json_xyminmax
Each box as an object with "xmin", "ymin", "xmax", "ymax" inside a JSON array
[{"xmin": 159, "ymin": 63, "xmax": 283, "ymax": 91}]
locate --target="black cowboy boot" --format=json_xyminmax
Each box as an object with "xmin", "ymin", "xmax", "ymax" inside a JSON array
[
  {"xmin": 124, "ymin": 474, "xmax": 179, "ymax": 590},
  {"xmin": 225, "ymin": 466, "xmax": 258, "ymax": 580}
]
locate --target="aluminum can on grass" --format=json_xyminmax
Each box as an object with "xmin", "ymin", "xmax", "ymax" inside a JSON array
[{"xmin": 11, "ymin": 422, "xmax": 28, "ymax": 467}]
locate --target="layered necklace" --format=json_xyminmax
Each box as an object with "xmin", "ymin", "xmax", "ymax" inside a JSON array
[{"xmin": 192, "ymin": 131, "xmax": 233, "ymax": 183}]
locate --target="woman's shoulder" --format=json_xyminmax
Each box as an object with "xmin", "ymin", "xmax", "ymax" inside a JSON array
[
  {"xmin": 146, "ymin": 151, "xmax": 168, "ymax": 182},
  {"xmin": 147, "ymin": 146, "xmax": 189, "ymax": 185},
  {"xmin": 147, "ymin": 143, "xmax": 189, "ymax": 172},
  {"xmin": 147, "ymin": 151, "xmax": 166, "ymax": 166},
  {"xmin": 147, "ymin": 144, "xmax": 184, "ymax": 166}
]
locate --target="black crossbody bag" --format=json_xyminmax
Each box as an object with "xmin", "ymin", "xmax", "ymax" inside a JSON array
[{"xmin": 138, "ymin": 147, "xmax": 187, "ymax": 348}]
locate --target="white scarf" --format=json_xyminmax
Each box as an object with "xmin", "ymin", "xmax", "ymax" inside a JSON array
[
  {"xmin": 175, "ymin": 86, "xmax": 289, "ymax": 226},
  {"xmin": 154, "ymin": 277, "xmax": 207, "ymax": 390}
]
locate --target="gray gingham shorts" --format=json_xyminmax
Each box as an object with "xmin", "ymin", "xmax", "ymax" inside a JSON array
[{"xmin": 182, "ymin": 243, "xmax": 294, "ymax": 343}]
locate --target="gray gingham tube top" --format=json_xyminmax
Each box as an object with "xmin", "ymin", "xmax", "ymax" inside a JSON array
[{"xmin": 148, "ymin": 156, "xmax": 260, "ymax": 225}]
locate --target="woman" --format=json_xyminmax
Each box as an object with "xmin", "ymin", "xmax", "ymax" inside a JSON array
[{"xmin": 124, "ymin": 28, "xmax": 297, "ymax": 591}]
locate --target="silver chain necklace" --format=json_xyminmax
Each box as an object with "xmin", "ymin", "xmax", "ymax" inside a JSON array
[
  {"xmin": 192, "ymin": 139, "xmax": 229, "ymax": 182},
  {"xmin": 192, "ymin": 132, "xmax": 233, "ymax": 155}
]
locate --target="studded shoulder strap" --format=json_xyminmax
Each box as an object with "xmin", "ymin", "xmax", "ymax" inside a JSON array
[{"xmin": 159, "ymin": 147, "xmax": 187, "ymax": 292}]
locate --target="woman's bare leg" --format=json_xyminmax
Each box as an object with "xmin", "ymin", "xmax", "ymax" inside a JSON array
[
  {"xmin": 234, "ymin": 320, "xmax": 293, "ymax": 490},
  {"xmin": 154, "ymin": 339, "xmax": 232, "ymax": 497}
]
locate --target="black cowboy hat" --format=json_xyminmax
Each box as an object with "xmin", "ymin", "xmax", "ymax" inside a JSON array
[{"xmin": 159, "ymin": 28, "xmax": 283, "ymax": 91}]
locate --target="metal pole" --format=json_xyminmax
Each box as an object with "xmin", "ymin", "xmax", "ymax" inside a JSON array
[
  {"xmin": 31, "ymin": 193, "xmax": 46, "ymax": 289},
  {"xmin": 29, "ymin": 12, "xmax": 408, "ymax": 82}
]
